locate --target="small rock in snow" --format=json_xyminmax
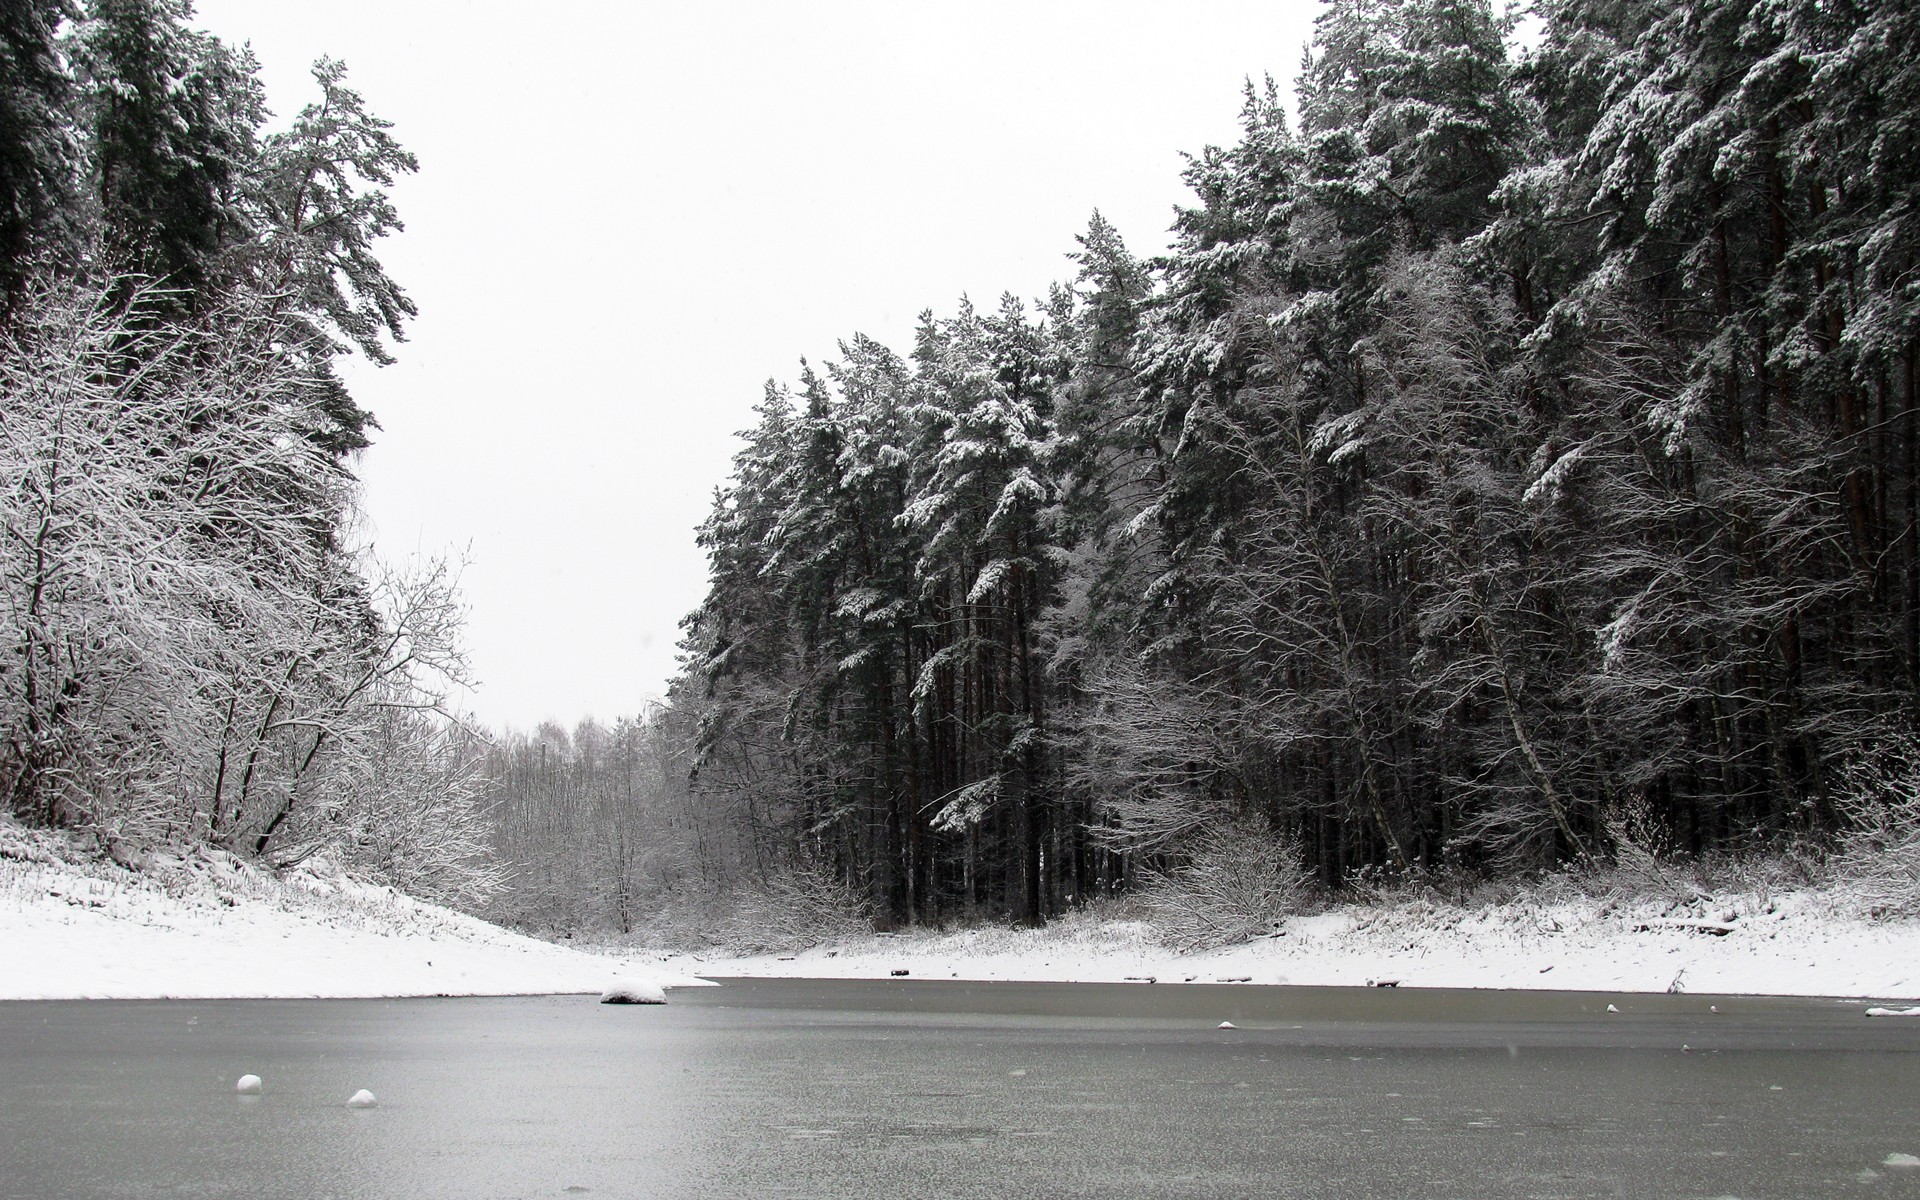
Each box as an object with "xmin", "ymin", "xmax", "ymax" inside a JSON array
[
  {"xmin": 235, "ymin": 1074, "xmax": 262, "ymax": 1095},
  {"xmin": 1865, "ymin": 1006, "xmax": 1920, "ymax": 1018},
  {"xmin": 1218, "ymin": 1021, "xmax": 1238, "ymax": 1030},
  {"xmin": 890, "ymin": 968, "xmax": 909, "ymax": 977},
  {"xmin": 347, "ymin": 1089, "xmax": 377, "ymax": 1108},
  {"xmin": 1886, "ymin": 1153, "xmax": 1920, "ymax": 1169},
  {"xmin": 600, "ymin": 979, "xmax": 667, "ymax": 1005}
]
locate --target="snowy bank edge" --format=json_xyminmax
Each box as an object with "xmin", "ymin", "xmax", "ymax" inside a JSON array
[
  {"xmin": 660, "ymin": 892, "xmax": 1920, "ymax": 1002},
  {"xmin": 1, "ymin": 831, "xmax": 714, "ymax": 1002}
]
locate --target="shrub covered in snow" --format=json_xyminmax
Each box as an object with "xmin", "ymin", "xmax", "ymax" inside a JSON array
[
  {"xmin": 620, "ymin": 858, "xmax": 873, "ymax": 954},
  {"xmin": 711, "ymin": 860, "xmax": 873, "ymax": 952},
  {"xmin": 1140, "ymin": 817, "xmax": 1312, "ymax": 950},
  {"xmin": 1835, "ymin": 735, "xmax": 1920, "ymax": 916}
]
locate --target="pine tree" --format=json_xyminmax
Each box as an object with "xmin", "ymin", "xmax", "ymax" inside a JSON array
[
  {"xmin": 240, "ymin": 56, "xmax": 418, "ymax": 455},
  {"xmin": 72, "ymin": 0, "xmax": 263, "ymax": 309},
  {"xmin": 0, "ymin": 0, "xmax": 78, "ymax": 315}
]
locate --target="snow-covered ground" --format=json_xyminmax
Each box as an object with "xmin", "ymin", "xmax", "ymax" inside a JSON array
[
  {"xmin": 674, "ymin": 888, "xmax": 1920, "ymax": 1001},
  {"xmin": 6, "ymin": 817, "xmax": 1918, "ymax": 1001},
  {"xmin": 0, "ymin": 821, "xmax": 703, "ymax": 1001}
]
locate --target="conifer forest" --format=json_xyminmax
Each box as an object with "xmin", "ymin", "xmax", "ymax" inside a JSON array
[{"xmin": 8, "ymin": 0, "xmax": 1920, "ymax": 935}]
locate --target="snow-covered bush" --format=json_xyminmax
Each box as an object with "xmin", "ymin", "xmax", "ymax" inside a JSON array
[
  {"xmin": 1595, "ymin": 795, "xmax": 1685, "ymax": 900},
  {"xmin": 329, "ymin": 715, "xmax": 504, "ymax": 911},
  {"xmin": 1835, "ymin": 736, "xmax": 1920, "ymax": 916},
  {"xmin": 615, "ymin": 859, "xmax": 872, "ymax": 953},
  {"xmin": 1140, "ymin": 816, "xmax": 1312, "ymax": 950}
]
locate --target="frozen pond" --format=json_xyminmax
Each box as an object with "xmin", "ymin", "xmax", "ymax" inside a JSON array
[{"xmin": 4, "ymin": 980, "xmax": 1919, "ymax": 1198}]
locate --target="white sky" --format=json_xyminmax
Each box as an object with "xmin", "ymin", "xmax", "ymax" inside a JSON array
[{"xmin": 188, "ymin": 1, "xmax": 1322, "ymax": 731}]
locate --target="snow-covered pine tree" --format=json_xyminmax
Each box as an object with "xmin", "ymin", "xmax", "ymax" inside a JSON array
[
  {"xmin": 0, "ymin": 0, "xmax": 78, "ymax": 315},
  {"xmin": 70, "ymin": 0, "xmax": 262, "ymax": 310},
  {"xmin": 238, "ymin": 56, "xmax": 417, "ymax": 457}
]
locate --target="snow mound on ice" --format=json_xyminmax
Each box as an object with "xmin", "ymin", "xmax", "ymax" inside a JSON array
[
  {"xmin": 347, "ymin": 1089, "xmax": 377, "ymax": 1108},
  {"xmin": 600, "ymin": 978, "xmax": 667, "ymax": 1005},
  {"xmin": 235, "ymin": 1074, "xmax": 262, "ymax": 1095}
]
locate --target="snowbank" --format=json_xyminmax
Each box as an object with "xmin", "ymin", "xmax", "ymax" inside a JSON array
[
  {"xmin": 8, "ymin": 815, "xmax": 1918, "ymax": 1002},
  {"xmin": 679, "ymin": 888, "xmax": 1920, "ymax": 1000},
  {"xmin": 0, "ymin": 822, "xmax": 705, "ymax": 1001}
]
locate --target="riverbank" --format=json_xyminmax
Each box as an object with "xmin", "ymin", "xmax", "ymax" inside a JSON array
[
  {"xmin": 7, "ymin": 817, "xmax": 1918, "ymax": 1001},
  {"xmin": 670, "ymin": 885, "xmax": 1920, "ymax": 1001},
  {"xmin": 0, "ymin": 821, "xmax": 699, "ymax": 1000}
]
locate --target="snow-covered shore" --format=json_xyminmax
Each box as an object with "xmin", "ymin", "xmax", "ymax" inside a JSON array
[
  {"xmin": 0, "ymin": 824, "xmax": 702, "ymax": 1001},
  {"xmin": 676, "ymin": 888, "xmax": 1920, "ymax": 1001},
  {"xmin": 6, "ymin": 817, "xmax": 1918, "ymax": 1002}
]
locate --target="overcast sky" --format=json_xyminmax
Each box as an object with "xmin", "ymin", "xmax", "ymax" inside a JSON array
[{"xmin": 186, "ymin": 1, "xmax": 1322, "ymax": 732}]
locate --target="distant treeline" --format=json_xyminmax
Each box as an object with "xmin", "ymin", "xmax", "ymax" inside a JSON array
[
  {"xmin": 665, "ymin": 0, "xmax": 1920, "ymax": 926},
  {"xmin": 0, "ymin": 2, "xmax": 495, "ymax": 904}
]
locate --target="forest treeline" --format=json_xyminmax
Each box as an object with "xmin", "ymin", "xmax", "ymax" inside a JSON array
[
  {"xmin": 614, "ymin": 0, "xmax": 1920, "ymax": 930},
  {"xmin": 11, "ymin": 0, "xmax": 1920, "ymax": 938},
  {"xmin": 0, "ymin": 1, "xmax": 497, "ymax": 903}
]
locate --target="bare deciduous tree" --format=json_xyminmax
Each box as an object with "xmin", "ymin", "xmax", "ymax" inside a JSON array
[{"xmin": 1, "ymin": 279, "xmax": 498, "ymax": 903}]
